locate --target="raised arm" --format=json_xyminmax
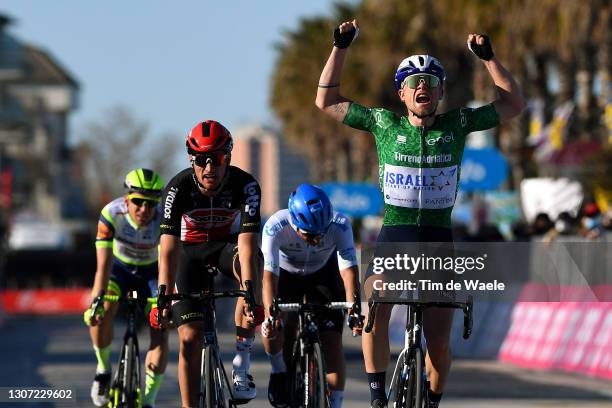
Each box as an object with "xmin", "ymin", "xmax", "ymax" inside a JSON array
[
  {"xmin": 315, "ymin": 19, "xmax": 359, "ymax": 122},
  {"xmin": 467, "ymin": 33, "xmax": 527, "ymax": 123}
]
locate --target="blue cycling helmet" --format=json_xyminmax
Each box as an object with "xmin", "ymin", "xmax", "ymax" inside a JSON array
[
  {"xmin": 394, "ymin": 54, "xmax": 446, "ymax": 90},
  {"xmin": 288, "ymin": 184, "xmax": 333, "ymax": 235}
]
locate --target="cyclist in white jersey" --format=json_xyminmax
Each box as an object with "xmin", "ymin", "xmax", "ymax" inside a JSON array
[
  {"xmin": 84, "ymin": 168, "xmax": 167, "ymax": 408},
  {"xmin": 260, "ymin": 184, "xmax": 364, "ymax": 408}
]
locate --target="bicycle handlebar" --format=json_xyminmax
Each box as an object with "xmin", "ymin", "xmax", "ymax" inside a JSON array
[
  {"xmin": 162, "ymin": 290, "xmax": 249, "ymax": 302},
  {"xmin": 102, "ymin": 294, "xmax": 157, "ymax": 304},
  {"xmin": 364, "ymin": 295, "xmax": 474, "ymax": 339},
  {"xmin": 156, "ymin": 282, "xmax": 255, "ymax": 326},
  {"xmin": 269, "ymin": 300, "xmax": 353, "ymax": 316},
  {"xmin": 89, "ymin": 290, "xmax": 157, "ymax": 321}
]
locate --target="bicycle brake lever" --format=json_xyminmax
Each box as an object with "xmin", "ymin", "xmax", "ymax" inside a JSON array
[
  {"xmin": 156, "ymin": 285, "xmax": 169, "ymax": 326},
  {"xmin": 364, "ymin": 300, "xmax": 377, "ymax": 334},
  {"xmin": 463, "ymin": 295, "xmax": 474, "ymax": 339},
  {"xmin": 244, "ymin": 280, "xmax": 256, "ymax": 310},
  {"xmin": 89, "ymin": 289, "xmax": 106, "ymax": 320}
]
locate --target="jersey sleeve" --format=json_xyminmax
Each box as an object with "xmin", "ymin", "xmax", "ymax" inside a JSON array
[
  {"xmin": 159, "ymin": 175, "xmax": 184, "ymax": 237},
  {"xmin": 342, "ymin": 102, "xmax": 378, "ymax": 132},
  {"xmin": 95, "ymin": 204, "xmax": 115, "ymax": 249},
  {"xmin": 261, "ymin": 217, "xmax": 281, "ymax": 276},
  {"xmin": 332, "ymin": 214, "xmax": 358, "ymax": 270},
  {"xmin": 239, "ymin": 177, "xmax": 262, "ymax": 234},
  {"xmin": 459, "ymin": 104, "xmax": 500, "ymax": 133}
]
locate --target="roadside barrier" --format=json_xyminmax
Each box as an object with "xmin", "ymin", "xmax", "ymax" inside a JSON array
[{"xmin": 0, "ymin": 288, "xmax": 90, "ymax": 314}]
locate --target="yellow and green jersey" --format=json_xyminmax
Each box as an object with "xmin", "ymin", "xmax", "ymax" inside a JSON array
[{"xmin": 343, "ymin": 102, "xmax": 499, "ymax": 228}]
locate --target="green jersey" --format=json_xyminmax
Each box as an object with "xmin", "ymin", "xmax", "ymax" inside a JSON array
[{"xmin": 343, "ymin": 102, "xmax": 500, "ymax": 228}]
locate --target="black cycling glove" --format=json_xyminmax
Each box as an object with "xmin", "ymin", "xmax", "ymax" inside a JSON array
[
  {"xmin": 333, "ymin": 25, "xmax": 359, "ymax": 49},
  {"xmin": 468, "ymin": 34, "xmax": 495, "ymax": 61}
]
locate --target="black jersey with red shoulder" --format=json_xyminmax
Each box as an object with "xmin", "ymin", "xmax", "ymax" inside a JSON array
[{"xmin": 160, "ymin": 166, "xmax": 261, "ymax": 243}]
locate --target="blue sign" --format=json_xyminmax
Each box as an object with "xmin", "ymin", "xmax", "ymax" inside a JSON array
[
  {"xmin": 320, "ymin": 183, "xmax": 383, "ymax": 217},
  {"xmin": 460, "ymin": 148, "xmax": 508, "ymax": 192}
]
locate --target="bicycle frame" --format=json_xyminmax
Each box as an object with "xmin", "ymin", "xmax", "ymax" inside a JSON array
[
  {"xmin": 158, "ymin": 278, "xmax": 256, "ymax": 408},
  {"xmin": 90, "ymin": 290, "xmax": 157, "ymax": 408},
  {"xmin": 365, "ymin": 294, "xmax": 473, "ymax": 408},
  {"xmin": 272, "ymin": 301, "xmax": 352, "ymax": 408},
  {"xmin": 198, "ymin": 283, "xmax": 236, "ymax": 407}
]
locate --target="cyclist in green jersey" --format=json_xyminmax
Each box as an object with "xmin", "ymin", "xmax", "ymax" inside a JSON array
[{"xmin": 315, "ymin": 20, "xmax": 526, "ymax": 408}]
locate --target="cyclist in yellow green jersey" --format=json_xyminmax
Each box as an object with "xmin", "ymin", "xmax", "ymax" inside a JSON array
[
  {"xmin": 316, "ymin": 20, "xmax": 526, "ymax": 408},
  {"xmin": 84, "ymin": 168, "xmax": 168, "ymax": 408}
]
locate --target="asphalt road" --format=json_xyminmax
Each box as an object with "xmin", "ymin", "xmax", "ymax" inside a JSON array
[{"xmin": 1, "ymin": 315, "xmax": 611, "ymax": 408}]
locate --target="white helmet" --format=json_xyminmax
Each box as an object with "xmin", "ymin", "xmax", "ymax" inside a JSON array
[{"xmin": 394, "ymin": 55, "xmax": 446, "ymax": 90}]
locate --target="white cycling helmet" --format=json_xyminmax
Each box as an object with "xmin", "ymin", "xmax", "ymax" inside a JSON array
[{"xmin": 394, "ymin": 55, "xmax": 446, "ymax": 90}]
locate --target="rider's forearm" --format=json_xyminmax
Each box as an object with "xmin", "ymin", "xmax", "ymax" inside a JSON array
[
  {"xmin": 340, "ymin": 266, "xmax": 360, "ymax": 303},
  {"xmin": 484, "ymin": 57, "xmax": 526, "ymax": 119},
  {"xmin": 262, "ymin": 271, "xmax": 277, "ymax": 317},
  {"xmin": 237, "ymin": 232, "xmax": 259, "ymax": 287},
  {"xmin": 92, "ymin": 247, "xmax": 113, "ymax": 296},
  {"xmin": 315, "ymin": 47, "xmax": 352, "ymax": 111},
  {"xmin": 158, "ymin": 234, "xmax": 179, "ymax": 294}
]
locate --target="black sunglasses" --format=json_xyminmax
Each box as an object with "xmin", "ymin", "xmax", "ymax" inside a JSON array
[
  {"xmin": 193, "ymin": 151, "xmax": 229, "ymax": 167},
  {"xmin": 130, "ymin": 198, "xmax": 157, "ymax": 207},
  {"xmin": 296, "ymin": 228, "xmax": 323, "ymax": 240}
]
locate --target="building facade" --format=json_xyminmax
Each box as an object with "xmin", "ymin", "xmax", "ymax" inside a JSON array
[
  {"xmin": 231, "ymin": 125, "xmax": 309, "ymax": 217},
  {"xmin": 0, "ymin": 14, "xmax": 84, "ymax": 223}
]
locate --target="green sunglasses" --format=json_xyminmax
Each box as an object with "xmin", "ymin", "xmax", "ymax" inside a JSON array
[{"xmin": 402, "ymin": 74, "xmax": 441, "ymax": 89}]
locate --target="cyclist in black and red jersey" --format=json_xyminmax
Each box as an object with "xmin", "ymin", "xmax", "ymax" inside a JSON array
[{"xmin": 155, "ymin": 120, "xmax": 263, "ymax": 407}]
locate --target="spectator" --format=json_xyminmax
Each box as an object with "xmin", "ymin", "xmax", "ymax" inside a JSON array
[
  {"xmin": 543, "ymin": 211, "xmax": 577, "ymax": 243},
  {"xmin": 531, "ymin": 212, "xmax": 554, "ymax": 237},
  {"xmin": 474, "ymin": 224, "xmax": 505, "ymax": 241},
  {"xmin": 511, "ymin": 221, "xmax": 531, "ymax": 241},
  {"xmin": 580, "ymin": 202, "xmax": 603, "ymax": 240}
]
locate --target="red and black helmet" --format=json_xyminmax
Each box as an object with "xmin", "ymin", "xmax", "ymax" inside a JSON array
[{"xmin": 186, "ymin": 120, "xmax": 233, "ymax": 155}]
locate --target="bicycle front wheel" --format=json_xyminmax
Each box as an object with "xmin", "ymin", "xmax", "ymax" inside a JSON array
[
  {"xmin": 109, "ymin": 337, "xmax": 140, "ymax": 408},
  {"xmin": 288, "ymin": 339, "xmax": 304, "ymax": 407},
  {"xmin": 404, "ymin": 347, "xmax": 423, "ymax": 408},
  {"xmin": 304, "ymin": 342, "xmax": 327, "ymax": 408},
  {"xmin": 203, "ymin": 345, "xmax": 232, "ymax": 408},
  {"xmin": 388, "ymin": 349, "xmax": 407, "ymax": 407},
  {"xmin": 118, "ymin": 337, "xmax": 140, "ymax": 408}
]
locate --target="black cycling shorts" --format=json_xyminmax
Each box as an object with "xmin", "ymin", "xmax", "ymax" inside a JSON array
[
  {"xmin": 173, "ymin": 241, "xmax": 260, "ymax": 326},
  {"xmin": 108, "ymin": 259, "xmax": 158, "ymax": 298},
  {"xmin": 278, "ymin": 254, "xmax": 346, "ymax": 334}
]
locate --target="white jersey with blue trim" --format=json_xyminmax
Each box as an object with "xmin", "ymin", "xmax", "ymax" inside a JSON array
[{"xmin": 262, "ymin": 209, "xmax": 358, "ymax": 276}]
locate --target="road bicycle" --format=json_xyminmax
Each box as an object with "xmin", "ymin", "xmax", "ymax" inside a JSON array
[
  {"xmin": 269, "ymin": 299, "xmax": 353, "ymax": 408},
  {"xmin": 157, "ymin": 278, "xmax": 256, "ymax": 408},
  {"xmin": 364, "ymin": 292, "xmax": 473, "ymax": 408},
  {"xmin": 90, "ymin": 290, "xmax": 157, "ymax": 408}
]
